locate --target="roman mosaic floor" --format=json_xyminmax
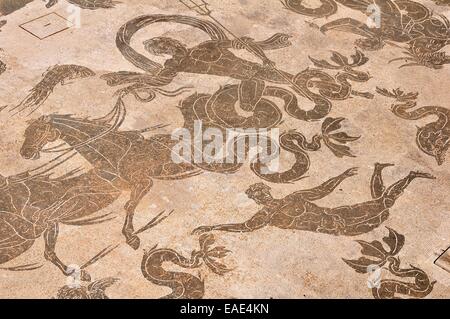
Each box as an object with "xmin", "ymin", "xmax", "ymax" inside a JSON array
[{"xmin": 0, "ymin": 0, "xmax": 449, "ymax": 299}]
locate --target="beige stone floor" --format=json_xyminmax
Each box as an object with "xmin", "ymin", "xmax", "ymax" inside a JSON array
[{"xmin": 0, "ymin": 0, "xmax": 449, "ymax": 298}]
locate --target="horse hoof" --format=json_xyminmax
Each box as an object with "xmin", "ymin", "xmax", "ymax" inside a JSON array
[
  {"xmin": 126, "ymin": 235, "xmax": 140, "ymax": 250},
  {"xmin": 80, "ymin": 270, "xmax": 91, "ymax": 282}
]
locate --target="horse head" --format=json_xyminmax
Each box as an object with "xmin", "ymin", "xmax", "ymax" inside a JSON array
[
  {"xmin": 20, "ymin": 115, "xmax": 60, "ymax": 160},
  {"xmin": 20, "ymin": 99, "xmax": 127, "ymax": 163}
]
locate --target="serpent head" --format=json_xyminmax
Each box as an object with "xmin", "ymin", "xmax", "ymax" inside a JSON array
[{"xmin": 416, "ymin": 124, "xmax": 449, "ymax": 165}]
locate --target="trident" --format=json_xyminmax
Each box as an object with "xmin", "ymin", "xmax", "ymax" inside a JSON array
[
  {"xmin": 177, "ymin": 0, "xmax": 311, "ymax": 100},
  {"xmin": 179, "ymin": 0, "xmax": 211, "ymax": 15}
]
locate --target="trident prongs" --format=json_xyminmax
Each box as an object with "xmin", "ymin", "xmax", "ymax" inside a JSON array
[{"xmin": 179, "ymin": 0, "xmax": 212, "ymax": 16}]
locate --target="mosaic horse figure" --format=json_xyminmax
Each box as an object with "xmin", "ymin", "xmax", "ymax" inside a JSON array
[
  {"xmin": 19, "ymin": 98, "xmax": 355, "ymax": 247},
  {"xmin": 0, "ymin": 162, "xmax": 150, "ymax": 280},
  {"xmin": 20, "ymin": 99, "xmax": 199, "ymax": 250}
]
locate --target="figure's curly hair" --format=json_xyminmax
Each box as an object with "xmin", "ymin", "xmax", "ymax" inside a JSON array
[
  {"xmin": 143, "ymin": 37, "xmax": 187, "ymax": 56},
  {"xmin": 245, "ymin": 182, "xmax": 271, "ymax": 196}
]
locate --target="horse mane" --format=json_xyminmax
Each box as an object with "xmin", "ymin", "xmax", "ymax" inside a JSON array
[
  {"xmin": 45, "ymin": 97, "xmax": 127, "ymax": 132},
  {"xmin": 47, "ymin": 101, "xmax": 164, "ymax": 142},
  {"xmin": 50, "ymin": 113, "xmax": 118, "ymax": 130},
  {"xmin": 22, "ymin": 99, "xmax": 167, "ymax": 176},
  {"xmin": 49, "ymin": 113, "xmax": 149, "ymax": 142}
]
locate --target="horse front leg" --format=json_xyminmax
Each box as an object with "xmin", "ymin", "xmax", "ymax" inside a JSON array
[
  {"xmin": 43, "ymin": 223, "xmax": 91, "ymax": 281},
  {"xmin": 123, "ymin": 178, "xmax": 153, "ymax": 250}
]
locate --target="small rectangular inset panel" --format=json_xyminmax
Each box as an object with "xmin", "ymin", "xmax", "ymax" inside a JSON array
[
  {"xmin": 19, "ymin": 12, "xmax": 72, "ymax": 40},
  {"xmin": 435, "ymin": 247, "xmax": 450, "ymax": 273}
]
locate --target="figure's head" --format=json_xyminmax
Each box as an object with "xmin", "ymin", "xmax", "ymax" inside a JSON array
[
  {"xmin": 417, "ymin": 124, "xmax": 449, "ymax": 165},
  {"xmin": 68, "ymin": 65, "xmax": 96, "ymax": 81},
  {"xmin": 20, "ymin": 115, "xmax": 60, "ymax": 160},
  {"xmin": 245, "ymin": 182, "xmax": 273, "ymax": 205},
  {"xmin": 143, "ymin": 37, "xmax": 188, "ymax": 57}
]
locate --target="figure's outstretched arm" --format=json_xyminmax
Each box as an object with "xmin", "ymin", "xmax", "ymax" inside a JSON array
[
  {"xmin": 192, "ymin": 210, "xmax": 270, "ymax": 234},
  {"xmin": 287, "ymin": 168, "xmax": 358, "ymax": 202},
  {"xmin": 217, "ymin": 37, "xmax": 276, "ymax": 67}
]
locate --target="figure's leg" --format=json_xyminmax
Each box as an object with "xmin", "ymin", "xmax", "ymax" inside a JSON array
[
  {"xmin": 370, "ymin": 163, "xmax": 394, "ymax": 199},
  {"xmin": 381, "ymin": 170, "xmax": 435, "ymax": 207},
  {"xmin": 289, "ymin": 168, "xmax": 358, "ymax": 201},
  {"xmin": 192, "ymin": 210, "xmax": 270, "ymax": 235},
  {"xmin": 43, "ymin": 223, "xmax": 91, "ymax": 281},
  {"xmin": 123, "ymin": 178, "xmax": 153, "ymax": 249},
  {"xmin": 326, "ymin": 169, "xmax": 434, "ymax": 235},
  {"xmin": 238, "ymin": 79, "xmax": 266, "ymax": 112}
]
